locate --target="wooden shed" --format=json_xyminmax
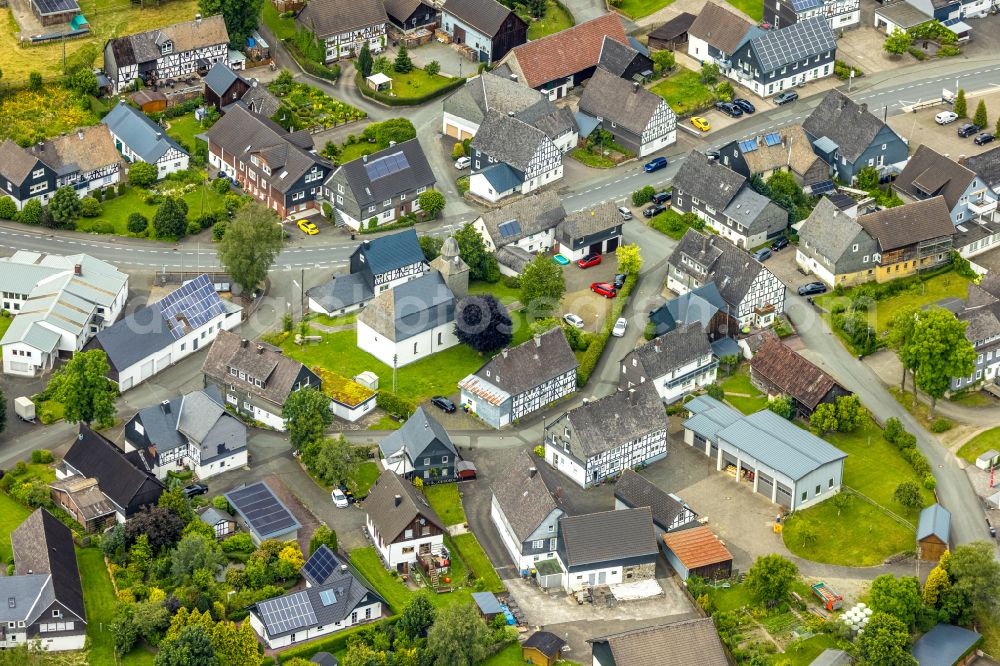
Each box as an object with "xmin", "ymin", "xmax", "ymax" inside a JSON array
[
  {"xmin": 647, "ymin": 12, "xmax": 695, "ymax": 51},
  {"xmin": 917, "ymin": 503, "xmax": 951, "ymax": 562},
  {"xmin": 471, "ymin": 591, "xmax": 502, "ymax": 623},
  {"xmin": 132, "ymin": 90, "xmax": 167, "ymax": 113},
  {"xmin": 661, "ymin": 525, "xmax": 733, "ymax": 581},
  {"xmin": 522, "ymin": 631, "xmax": 566, "ymax": 666}
]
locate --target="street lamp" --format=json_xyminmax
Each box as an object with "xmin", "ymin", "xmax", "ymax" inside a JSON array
[{"xmin": 393, "ymin": 354, "xmax": 398, "ymax": 393}]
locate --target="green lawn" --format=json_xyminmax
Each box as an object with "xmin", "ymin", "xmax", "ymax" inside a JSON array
[
  {"xmin": 165, "ymin": 113, "xmax": 206, "ymax": 150},
  {"xmin": 650, "ymin": 67, "xmax": 716, "ymax": 116},
  {"xmin": 0, "ymin": 313, "xmax": 11, "ymax": 338},
  {"xmin": 958, "ymin": 426, "xmax": 1000, "ymax": 464},
  {"xmin": 782, "ymin": 416, "xmax": 933, "ymax": 566},
  {"xmin": 725, "ymin": 0, "xmax": 763, "ymax": 20},
  {"xmin": 719, "ymin": 367, "xmax": 768, "ymax": 415},
  {"xmin": 814, "ymin": 270, "xmax": 972, "ymax": 334},
  {"xmin": 375, "ymin": 68, "xmax": 462, "ymax": 101},
  {"xmin": 616, "ymin": 0, "xmax": 675, "ymax": 19},
  {"xmin": 352, "ymin": 462, "xmax": 381, "ymax": 496},
  {"xmin": 425, "ymin": 483, "xmax": 467, "ymax": 526},
  {"xmin": 350, "ymin": 548, "xmax": 412, "ymax": 613},
  {"xmin": 36, "ymin": 399, "xmax": 65, "ymax": 425},
  {"xmin": 74, "ymin": 183, "xmax": 226, "ymax": 237},
  {"xmin": 79, "ymin": 547, "xmax": 156, "ymax": 665},
  {"xmin": 310, "ymin": 313, "xmax": 358, "ymax": 328},
  {"xmin": 768, "ymin": 634, "xmax": 841, "ymax": 666},
  {"xmin": 468, "ymin": 279, "xmax": 522, "ymax": 306},
  {"xmin": 368, "ymin": 416, "xmax": 403, "ymax": 430},
  {"xmin": 648, "ymin": 207, "xmax": 698, "ymax": 240},
  {"xmin": 570, "ymin": 148, "xmax": 617, "ymax": 168},
  {"xmin": 451, "ymin": 533, "xmax": 504, "ymax": 593},
  {"xmin": 949, "ymin": 390, "xmax": 994, "ymax": 408},
  {"xmin": 0, "ymin": 494, "xmax": 32, "ymax": 562},
  {"xmin": 708, "ymin": 582, "xmax": 754, "ymax": 612},
  {"xmin": 527, "ymin": 0, "xmax": 575, "ymax": 39},
  {"xmin": 262, "ymin": 1, "xmax": 297, "ymax": 40},
  {"xmin": 484, "ymin": 643, "xmax": 582, "ymax": 666}
]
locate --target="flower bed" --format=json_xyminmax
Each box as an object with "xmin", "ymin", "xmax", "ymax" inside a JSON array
[{"xmin": 270, "ymin": 81, "xmax": 366, "ymax": 131}]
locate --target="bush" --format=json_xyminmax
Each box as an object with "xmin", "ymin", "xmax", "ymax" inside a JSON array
[
  {"xmin": 501, "ymin": 275, "xmax": 521, "ymax": 289},
  {"xmin": 0, "ymin": 197, "xmax": 17, "ymax": 220},
  {"xmin": 212, "ymin": 220, "xmax": 228, "ymax": 241},
  {"xmin": 924, "ymin": 474, "xmax": 937, "ymax": 490},
  {"xmin": 377, "ymin": 391, "xmax": 415, "ymax": 419},
  {"xmin": 195, "ymin": 213, "xmax": 218, "ymax": 229},
  {"xmin": 632, "ymin": 186, "xmax": 655, "ymax": 207},
  {"xmin": 186, "ymin": 220, "xmax": 201, "ymax": 236},
  {"xmin": 930, "ymin": 418, "xmax": 953, "ymax": 433},
  {"xmin": 91, "ymin": 221, "xmax": 115, "ymax": 234},
  {"xmin": 80, "ymin": 196, "xmax": 102, "ymax": 218},
  {"xmin": 212, "ymin": 178, "xmax": 231, "ymax": 195},
  {"xmin": 938, "ymin": 44, "xmax": 962, "ymax": 57},
  {"xmin": 452, "ymin": 143, "xmax": 465, "ymax": 159},
  {"xmin": 908, "ymin": 46, "xmax": 928, "ymax": 60},
  {"xmin": 705, "ymin": 384, "xmax": 724, "ymax": 401},
  {"xmin": 31, "ymin": 450, "xmax": 54, "ymax": 464}
]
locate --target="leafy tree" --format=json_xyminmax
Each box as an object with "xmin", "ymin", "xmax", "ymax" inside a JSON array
[
  {"xmin": 938, "ymin": 585, "xmax": 974, "ymax": 625},
  {"xmin": 358, "ymin": 42, "xmax": 373, "ymax": 78},
  {"xmin": 955, "ymin": 88, "xmax": 967, "ymax": 118},
  {"xmin": 128, "ymin": 212, "xmax": 149, "ymax": 234},
  {"xmin": 218, "ymin": 203, "xmax": 284, "ymax": 294},
  {"xmin": 309, "ymin": 524, "xmax": 338, "ymax": 554},
  {"xmin": 156, "ymin": 625, "xmax": 219, "ymax": 666},
  {"xmin": 129, "ymin": 533, "xmax": 153, "ymax": 577},
  {"xmin": 308, "ymin": 436, "xmax": 358, "ymax": 488},
  {"xmin": 425, "ymin": 60, "xmax": 441, "ymax": 76},
  {"xmin": 745, "ymin": 554, "xmax": 797, "ymax": 605},
  {"xmin": 19, "ymin": 199, "xmax": 43, "ymax": 225},
  {"xmin": 111, "ymin": 605, "xmax": 139, "ymax": 656},
  {"xmin": 652, "ymin": 50, "xmax": 675, "ymax": 72},
  {"xmin": 425, "ymin": 603, "xmax": 489, "ymax": 666},
  {"xmin": 766, "ymin": 394, "xmax": 794, "ymax": 420},
  {"xmin": 454, "ymin": 223, "xmax": 499, "ymax": 282},
  {"xmin": 995, "ymin": 114, "xmax": 1000, "ymax": 138},
  {"xmin": 69, "ymin": 68, "xmax": 99, "ymax": 96},
  {"xmin": 923, "ymin": 562, "xmax": 951, "ymax": 606},
  {"xmin": 418, "ymin": 189, "xmax": 446, "ymax": 218},
  {"xmin": 125, "ymin": 506, "xmax": 185, "ymax": 552},
  {"xmin": 615, "ymin": 243, "xmax": 642, "ymax": 275},
  {"xmin": 102, "ymin": 523, "xmax": 127, "ymax": 561},
  {"xmin": 372, "ymin": 56, "xmax": 391, "ymax": 75},
  {"xmin": 883, "ymin": 28, "xmax": 912, "ymax": 55},
  {"xmin": 129, "ymin": 161, "xmax": 159, "ymax": 188},
  {"xmin": 699, "ymin": 62, "xmax": 720, "ymax": 84},
  {"xmin": 398, "ymin": 591, "xmax": 436, "ymax": 639},
  {"xmin": 893, "ymin": 481, "xmax": 923, "ymax": 510},
  {"xmin": 950, "ymin": 541, "xmax": 1000, "ymax": 615},
  {"xmin": 212, "ymin": 621, "xmax": 262, "ymax": 666},
  {"xmin": 48, "ymin": 349, "xmax": 116, "ymax": 426},
  {"xmin": 159, "ymin": 486, "xmax": 194, "ymax": 522},
  {"xmin": 705, "ymin": 384, "xmax": 724, "ymax": 401},
  {"xmin": 454, "ymin": 294, "xmax": 512, "ymax": 353},
  {"xmin": 715, "ymin": 80, "xmax": 734, "ymax": 101},
  {"xmin": 911, "ymin": 307, "xmax": 976, "ymax": 415},
  {"xmin": 372, "ymin": 118, "xmax": 417, "ymax": 147},
  {"xmin": 80, "ymin": 196, "xmax": 102, "ymax": 217},
  {"xmin": 133, "ymin": 599, "xmax": 171, "ymax": 645},
  {"xmin": 834, "ymin": 394, "xmax": 864, "ymax": 432},
  {"xmin": 154, "ymin": 197, "xmax": 189, "ymax": 239},
  {"xmin": 393, "ymin": 44, "xmax": 414, "ymax": 74},
  {"xmin": 419, "ymin": 235, "xmax": 444, "ymax": 261},
  {"xmin": 0, "ymin": 196, "xmax": 15, "ymax": 220},
  {"xmin": 48, "ymin": 186, "xmax": 82, "ymax": 226},
  {"xmin": 856, "ymin": 165, "xmax": 881, "ymax": 192},
  {"xmin": 171, "ymin": 535, "xmax": 223, "ymax": 582},
  {"xmin": 283, "ymin": 387, "xmax": 333, "ymax": 451},
  {"xmin": 809, "ymin": 402, "xmax": 838, "ymax": 435},
  {"xmin": 858, "ymin": 612, "xmax": 916, "ymax": 666},
  {"xmin": 974, "ymin": 99, "xmax": 989, "ymax": 129},
  {"xmin": 279, "ymin": 543, "xmax": 305, "ymax": 572},
  {"xmin": 521, "ymin": 252, "xmax": 566, "ymax": 317},
  {"xmin": 886, "ymin": 305, "xmax": 920, "ymax": 391},
  {"xmin": 831, "ymin": 492, "xmax": 851, "ymax": 516},
  {"xmin": 199, "ymin": 0, "xmax": 264, "ymax": 49},
  {"xmin": 870, "ymin": 574, "xmax": 922, "ymax": 626},
  {"xmin": 28, "ymin": 72, "xmax": 42, "ymax": 91},
  {"xmin": 632, "ymin": 185, "xmax": 655, "ymax": 206}
]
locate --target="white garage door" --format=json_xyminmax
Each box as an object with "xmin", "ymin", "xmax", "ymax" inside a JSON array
[
  {"xmin": 155, "ymin": 353, "xmax": 171, "ymax": 372},
  {"xmin": 139, "ymin": 360, "xmax": 154, "ymax": 380}
]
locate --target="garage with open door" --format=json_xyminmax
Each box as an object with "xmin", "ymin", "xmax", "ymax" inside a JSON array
[{"xmin": 605, "ymin": 237, "xmax": 619, "ymax": 252}]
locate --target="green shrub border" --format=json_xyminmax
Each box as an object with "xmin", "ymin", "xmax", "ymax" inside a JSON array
[
  {"xmin": 263, "ymin": 617, "xmax": 398, "ymax": 664},
  {"xmin": 376, "ymin": 391, "xmax": 416, "ymax": 419},
  {"xmin": 288, "ymin": 42, "xmax": 342, "ymax": 81},
  {"xmin": 577, "ymin": 274, "xmax": 638, "ymax": 387},
  {"xmin": 354, "ymin": 71, "xmax": 466, "ymax": 107}
]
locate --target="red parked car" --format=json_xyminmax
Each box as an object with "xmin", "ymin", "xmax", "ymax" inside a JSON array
[
  {"xmin": 578, "ymin": 253, "xmax": 602, "ymax": 268},
  {"xmin": 591, "ymin": 282, "xmax": 617, "ymax": 298}
]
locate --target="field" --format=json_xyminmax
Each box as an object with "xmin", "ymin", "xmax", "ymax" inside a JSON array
[
  {"xmin": 719, "ymin": 366, "xmax": 768, "ymax": 414},
  {"xmin": 782, "ymin": 416, "xmax": 934, "ymax": 566},
  {"xmin": 958, "ymin": 426, "xmax": 1000, "ymax": 464},
  {"xmin": 527, "ymin": 0, "xmax": 575, "ymax": 39},
  {"xmin": 650, "ymin": 67, "xmax": 715, "ymax": 116},
  {"xmin": 648, "ymin": 207, "xmax": 700, "ymax": 240},
  {"xmin": 0, "ymin": 0, "xmax": 202, "ymax": 82},
  {"xmin": 74, "ymin": 182, "xmax": 227, "ymax": 236},
  {"xmin": 79, "ymin": 547, "xmax": 157, "ymax": 665},
  {"xmin": 0, "ymin": 85, "xmax": 101, "ymax": 144},
  {"xmin": 615, "ymin": 0, "xmax": 674, "ymax": 19},
  {"xmin": 571, "ymin": 148, "xmax": 616, "ymax": 168},
  {"xmin": 370, "ymin": 67, "xmax": 462, "ymax": 102},
  {"xmin": 468, "ymin": 279, "xmax": 521, "ymax": 306}
]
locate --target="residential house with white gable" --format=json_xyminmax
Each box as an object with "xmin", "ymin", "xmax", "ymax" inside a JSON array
[
  {"xmin": 469, "ymin": 110, "xmax": 563, "ymax": 202},
  {"xmin": 894, "ymin": 145, "xmax": 998, "ymax": 225},
  {"xmin": 619, "ymin": 323, "xmax": 717, "ymax": 404},
  {"xmin": 471, "ymin": 192, "xmax": 566, "ymax": 274},
  {"xmin": 365, "ymin": 470, "xmax": 446, "ymax": 570},
  {"xmin": 296, "ymin": 0, "xmax": 387, "ymax": 63},
  {"xmin": 490, "ymin": 451, "xmax": 565, "ymax": 571},
  {"xmin": 102, "ymin": 100, "xmax": 189, "ymax": 179},
  {"xmin": 577, "ymin": 67, "xmax": 676, "ymax": 157}
]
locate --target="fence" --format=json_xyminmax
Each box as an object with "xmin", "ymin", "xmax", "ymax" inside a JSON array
[{"xmin": 842, "ymin": 485, "xmax": 915, "ymax": 530}]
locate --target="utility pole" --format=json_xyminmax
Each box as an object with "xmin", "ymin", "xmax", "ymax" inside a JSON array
[
  {"xmin": 300, "ymin": 268, "xmax": 305, "ymax": 319},
  {"xmin": 393, "ymin": 354, "xmax": 398, "ymax": 393}
]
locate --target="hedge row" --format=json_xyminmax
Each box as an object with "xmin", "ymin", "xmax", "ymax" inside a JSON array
[
  {"xmin": 289, "ymin": 42, "xmax": 342, "ymax": 81},
  {"xmin": 354, "ymin": 71, "xmax": 466, "ymax": 107},
  {"xmin": 376, "ymin": 391, "xmax": 415, "ymax": 419},
  {"xmin": 884, "ymin": 417, "xmax": 937, "ymax": 490},
  {"xmin": 577, "ymin": 273, "xmax": 638, "ymax": 387},
  {"xmin": 264, "ymin": 617, "xmax": 398, "ymax": 664},
  {"xmin": 360, "ymin": 216, "xmax": 416, "ymax": 235}
]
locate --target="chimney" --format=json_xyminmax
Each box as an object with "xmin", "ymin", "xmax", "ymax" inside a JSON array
[
  {"xmin": 509, "ymin": 74, "xmax": 518, "ymax": 82},
  {"xmin": 628, "ymin": 388, "xmax": 637, "ymax": 405},
  {"xmin": 363, "ymin": 154, "xmax": 368, "ymax": 162},
  {"xmin": 534, "ymin": 334, "xmax": 541, "ymax": 347},
  {"xmin": 507, "ymin": 111, "xmax": 515, "ymax": 116},
  {"xmin": 363, "ymin": 240, "xmax": 371, "ymax": 249},
  {"xmin": 160, "ymin": 399, "xmax": 171, "ymax": 414},
  {"xmin": 240, "ymin": 338, "xmax": 248, "ymax": 348},
  {"xmin": 156, "ymin": 132, "xmax": 162, "ymax": 140},
  {"xmin": 340, "ymin": 564, "xmax": 348, "ymax": 572},
  {"xmin": 389, "ymin": 140, "xmax": 396, "ymax": 147},
  {"xmin": 73, "ymin": 263, "xmax": 81, "ymax": 276},
  {"xmin": 502, "ymin": 349, "xmax": 508, "ymax": 358},
  {"xmin": 256, "ymin": 344, "xmax": 264, "ymax": 354},
  {"xmin": 654, "ymin": 338, "xmax": 661, "ymax": 353},
  {"xmin": 394, "ymin": 494, "xmax": 402, "ymax": 507},
  {"xmin": 529, "ymin": 466, "xmax": 537, "ymax": 478},
  {"xmin": 632, "ymin": 81, "xmax": 640, "ymax": 93}
]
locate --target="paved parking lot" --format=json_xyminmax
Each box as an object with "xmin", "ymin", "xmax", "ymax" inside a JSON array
[
  {"xmin": 561, "ymin": 260, "xmax": 618, "ymax": 333},
  {"xmin": 762, "ymin": 244, "xmax": 814, "ymax": 292},
  {"xmin": 888, "ymin": 88, "xmax": 1000, "ymax": 158}
]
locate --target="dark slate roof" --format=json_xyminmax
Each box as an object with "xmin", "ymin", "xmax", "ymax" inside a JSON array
[
  {"xmin": 687, "ymin": 2, "xmax": 753, "ymax": 53},
  {"xmin": 464, "ymin": 327, "xmax": 577, "ymax": 400},
  {"xmin": 311, "ymin": 653, "xmax": 339, "ymax": 666},
  {"xmin": 673, "ymin": 151, "xmax": 745, "ymax": 212},
  {"xmin": 383, "ymin": 0, "xmax": 429, "ymax": 21},
  {"xmin": 102, "ymin": 100, "xmax": 188, "ymax": 163},
  {"xmin": 202, "ymin": 330, "xmax": 312, "ymax": 408},
  {"xmin": 357, "ymin": 271, "xmax": 454, "ymax": 341},
  {"xmin": 333, "ymin": 138, "xmax": 435, "ymax": 207},
  {"xmin": 750, "ymin": 338, "xmax": 843, "ymax": 410},
  {"xmin": 911, "ymin": 624, "xmax": 980, "ymax": 666},
  {"xmin": 203, "ymin": 61, "xmax": 241, "ymax": 95},
  {"xmin": 471, "ymin": 110, "xmax": 550, "ymax": 172},
  {"xmin": 579, "ymin": 67, "xmax": 667, "ymax": 137},
  {"xmin": 523, "ymin": 631, "xmax": 566, "ymax": 658},
  {"xmin": 366, "ymin": 469, "xmax": 444, "ymax": 540},
  {"xmin": 482, "ymin": 163, "xmax": 523, "ymax": 192},
  {"xmin": 306, "ymin": 273, "xmax": 374, "ymax": 312},
  {"xmin": 491, "ymin": 451, "xmax": 562, "ymax": 542},
  {"xmin": 128, "ymin": 389, "xmax": 246, "ymax": 464},
  {"xmin": 858, "ymin": 197, "xmax": 955, "ymax": 251},
  {"xmin": 107, "ymin": 16, "xmax": 229, "ymax": 68},
  {"xmin": 64, "ymin": 425, "xmax": 165, "ymax": 515},
  {"xmin": 895, "ymin": 144, "xmax": 978, "ymax": 211},
  {"xmin": 559, "ymin": 508, "xmax": 657, "ymax": 567},
  {"xmin": 564, "ymin": 382, "xmax": 667, "ymax": 458},
  {"xmin": 297, "ymin": 0, "xmax": 387, "ymax": 38},
  {"xmin": 556, "ymin": 202, "xmax": 620, "ymax": 242},
  {"xmin": 378, "ymin": 407, "xmax": 458, "ymax": 462},
  {"xmin": 443, "ymin": 0, "xmax": 519, "ymax": 38},
  {"xmin": 624, "ymin": 322, "xmax": 712, "ymax": 379},
  {"xmin": 11, "ymin": 509, "xmax": 85, "ymax": 622},
  {"xmin": 749, "ymin": 16, "xmax": 835, "ymax": 73},
  {"xmin": 668, "ymin": 229, "xmax": 768, "ymax": 310},
  {"xmin": 798, "ymin": 197, "xmax": 872, "ymax": 274},
  {"xmin": 589, "ymin": 617, "xmax": 730, "ymax": 666},
  {"xmin": 0, "ymin": 139, "xmax": 40, "ymax": 185},
  {"xmin": 477, "ymin": 190, "xmax": 565, "ymax": 247},
  {"xmin": 648, "ymin": 12, "xmax": 696, "ymax": 40},
  {"xmin": 614, "ymin": 469, "xmax": 694, "ymax": 532},
  {"xmin": 649, "ymin": 282, "xmax": 728, "ymax": 335},
  {"xmin": 961, "ymin": 145, "xmax": 1000, "ymax": 189},
  {"xmin": 225, "ymin": 481, "xmax": 302, "ymax": 541},
  {"xmin": 803, "ymin": 90, "xmax": 896, "ymax": 163},
  {"xmin": 444, "ymin": 72, "xmax": 547, "ymax": 125},
  {"xmin": 235, "ymin": 81, "xmax": 282, "ymax": 119},
  {"xmin": 354, "ymin": 228, "xmax": 426, "ymax": 276},
  {"xmin": 496, "ymin": 246, "xmax": 533, "ymax": 273},
  {"xmin": 597, "ymin": 36, "xmax": 642, "ymax": 76}
]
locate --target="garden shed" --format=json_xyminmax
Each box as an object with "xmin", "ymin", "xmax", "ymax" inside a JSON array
[
  {"xmin": 534, "ymin": 558, "xmax": 563, "ymax": 588},
  {"xmin": 911, "ymin": 624, "xmax": 982, "ymax": 666},
  {"xmin": 471, "ymin": 591, "xmax": 502, "ymax": 622},
  {"xmin": 917, "ymin": 503, "xmax": 951, "ymax": 562}
]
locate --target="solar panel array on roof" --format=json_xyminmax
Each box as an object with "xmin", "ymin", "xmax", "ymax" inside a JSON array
[
  {"xmin": 228, "ymin": 483, "xmax": 297, "ymax": 538},
  {"xmin": 943, "ymin": 17, "xmax": 961, "ymax": 25},
  {"xmin": 257, "ymin": 591, "xmax": 317, "ymax": 634},
  {"xmin": 810, "ymin": 180, "xmax": 835, "ymax": 195},
  {"xmin": 764, "ymin": 132, "xmax": 781, "ymax": 147},
  {"xmin": 364, "ymin": 151, "xmax": 410, "ymax": 181},
  {"xmin": 738, "ymin": 139, "xmax": 758, "ymax": 153},
  {"xmin": 303, "ymin": 545, "xmax": 339, "ymax": 585},
  {"xmin": 33, "ymin": 0, "xmax": 80, "ymax": 14},
  {"xmin": 791, "ymin": 0, "xmax": 824, "ymax": 11},
  {"xmin": 752, "ymin": 17, "xmax": 836, "ymax": 74},
  {"xmin": 319, "ymin": 589, "xmax": 338, "ymax": 606},
  {"xmin": 497, "ymin": 219, "xmax": 521, "ymax": 238},
  {"xmin": 155, "ymin": 274, "xmax": 225, "ymax": 340}
]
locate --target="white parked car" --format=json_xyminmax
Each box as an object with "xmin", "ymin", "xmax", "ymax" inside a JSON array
[
  {"xmin": 455, "ymin": 156, "xmax": 471, "ymax": 169},
  {"xmin": 331, "ymin": 488, "xmax": 349, "ymax": 508},
  {"xmin": 936, "ymin": 111, "xmax": 959, "ymax": 125},
  {"xmin": 563, "ymin": 313, "xmax": 584, "ymax": 329},
  {"xmin": 612, "ymin": 317, "xmax": 627, "ymax": 337}
]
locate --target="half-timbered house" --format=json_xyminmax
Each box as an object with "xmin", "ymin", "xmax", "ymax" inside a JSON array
[
  {"xmin": 379, "ymin": 407, "xmax": 461, "ymax": 481},
  {"xmin": 297, "ymin": 0, "xmax": 387, "ymax": 63},
  {"xmin": 469, "ymin": 110, "xmax": 562, "ymax": 202},
  {"xmin": 384, "ymin": 0, "xmax": 438, "ymax": 32},
  {"xmin": 103, "ymin": 15, "xmax": 230, "ymax": 93},
  {"xmin": 765, "ymin": 0, "xmax": 860, "ymax": 30},
  {"xmin": 577, "ymin": 67, "xmax": 676, "ymax": 157},
  {"xmin": 619, "ymin": 323, "xmax": 717, "ymax": 404}
]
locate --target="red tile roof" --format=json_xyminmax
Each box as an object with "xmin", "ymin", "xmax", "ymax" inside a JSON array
[
  {"xmin": 661, "ymin": 525, "xmax": 733, "ymax": 570},
  {"xmin": 505, "ymin": 13, "xmax": 628, "ymax": 89}
]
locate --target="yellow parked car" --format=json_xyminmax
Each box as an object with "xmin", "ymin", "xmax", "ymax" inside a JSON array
[
  {"xmin": 297, "ymin": 219, "xmax": 320, "ymax": 235},
  {"xmin": 690, "ymin": 116, "xmax": 710, "ymax": 132}
]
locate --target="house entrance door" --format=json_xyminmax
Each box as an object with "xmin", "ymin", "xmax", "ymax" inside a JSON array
[{"xmin": 598, "ymin": 571, "xmax": 607, "ymax": 584}]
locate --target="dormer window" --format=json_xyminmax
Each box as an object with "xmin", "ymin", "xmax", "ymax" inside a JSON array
[
  {"xmin": 161, "ymin": 40, "xmax": 173, "ymax": 54},
  {"xmin": 263, "ymin": 165, "xmax": 271, "ymax": 176},
  {"xmin": 229, "ymin": 367, "xmax": 237, "ymax": 376}
]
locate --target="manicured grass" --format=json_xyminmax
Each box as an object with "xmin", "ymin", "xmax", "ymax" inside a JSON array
[
  {"xmin": 949, "ymin": 390, "xmax": 994, "ymax": 407},
  {"xmin": 707, "ymin": 582, "xmax": 754, "ymax": 612},
  {"xmin": 74, "ymin": 183, "xmax": 226, "ymax": 237},
  {"xmin": 352, "ymin": 462, "xmax": 381, "ymax": 496},
  {"xmin": 484, "ymin": 643, "xmax": 583, "ymax": 666},
  {"xmin": 768, "ymin": 634, "xmax": 841, "ymax": 666},
  {"xmin": 615, "ymin": 0, "xmax": 675, "ymax": 19},
  {"xmin": 510, "ymin": 310, "xmax": 532, "ymax": 346},
  {"xmin": 719, "ymin": 367, "xmax": 768, "ymax": 415},
  {"xmin": 782, "ymin": 416, "xmax": 933, "ymax": 566},
  {"xmin": 648, "ymin": 207, "xmax": 698, "ymax": 240},
  {"xmin": 36, "ymin": 399, "xmax": 65, "ymax": 424},
  {"xmin": 0, "ymin": 313, "xmax": 12, "ymax": 339},
  {"xmin": 339, "ymin": 141, "xmax": 377, "ymax": 163},
  {"xmin": 958, "ymin": 426, "xmax": 1000, "ymax": 464},
  {"xmin": 468, "ymin": 279, "xmax": 521, "ymax": 306},
  {"xmin": 166, "ymin": 113, "xmax": 206, "ymax": 150},
  {"xmin": 527, "ymin": 0, "xmax": 575, "ymax": 39},
  {"xmin": 349, "ymin": 547, "xmax": 413, "ymax": 613},
  {"xmin": 376, "ymin": 68, "xmax": 462, "ymax": 101},
  {"xmin": 262, "ymin": 1, "xmax": 297, "ymax": 40},
  {"xmin": 452, "ymin": 533, "xmax": 504, "ymax": 592},
  {"xmin": 979, "ymin": 612, "xmax": 1000, "ymax": 663},
  {"xmin": 275, "ymin": 327, "xmax": 486, "ymax": 404},
  {"xmin": 0, "ymin": 494, "xmax": 32, "ymax": 563},
  {"xmin": 310, "ymin": 313, "xmax": 358, "ymax": 328},
  {"xmin": 570, "ymin": 148, "xmax": 616, "ymax": 168},
  {"xmin": 425, "ymin": 483, "xmax": 467, "ymax": 526},
  {"xmin": 368, "ymin": 415, "xmax": 403, "ymax": 430},
  {"xmin": 725, "ymin": 0, "xmax": 764, "ymax": 20},
  {"xmin": 650, "ymin": 67, "xmax": 716, "ymax": 116},
  {"xmin": 79, "ymin": 547, "xmax": 157, "ymax": 665},
  {"xmin": 890, "ymin": 387, "xmax": 953, "ymax": 433}
]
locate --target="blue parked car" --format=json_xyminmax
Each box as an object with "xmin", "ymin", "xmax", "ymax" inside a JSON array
[{"xmin": 644, "ymin": 156, "xmax": 668, "ymax": 172}]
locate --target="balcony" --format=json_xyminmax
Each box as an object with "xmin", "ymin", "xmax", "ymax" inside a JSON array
[{"xmin": 968, "ymin": 197, "xmax": 998, "ymax": 216}]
